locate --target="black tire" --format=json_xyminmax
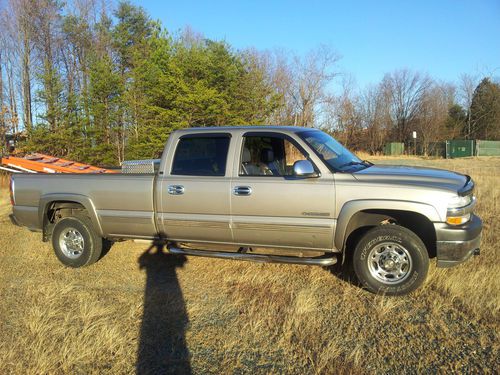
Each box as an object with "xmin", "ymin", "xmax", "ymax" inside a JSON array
[
  {"xmin": 353, "ymin": 225, "xmax": 429, "ymax": 296},
  {"xmin": 52, "ymin": 215, "xmax": 103, "ymax": 268}
]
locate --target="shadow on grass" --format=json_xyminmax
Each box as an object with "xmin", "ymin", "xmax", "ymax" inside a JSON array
[
  {"xmin": 99, "ymin": 239, "xmax": 114, "ymax": 260},
  {"xmin": 136, "ymin": 240, "xmax": 191, "ymax": 375},
  {"xmin": 326, "ymin": 251, "xmax": 362, "ymax": 288}
]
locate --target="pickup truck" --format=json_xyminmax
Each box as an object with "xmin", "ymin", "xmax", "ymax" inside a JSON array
[{"xmin": 8, "ymin": 126, "xmax": 482, "ymax": 295}]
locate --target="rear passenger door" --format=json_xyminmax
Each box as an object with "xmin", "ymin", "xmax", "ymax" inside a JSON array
[
  {"xmin": 231, "ymin": 132, "xmax": 336, "ymax": 250},
  {"xmin": 157, "ymin": 133, "xmax": 233, "ymax": 243}
]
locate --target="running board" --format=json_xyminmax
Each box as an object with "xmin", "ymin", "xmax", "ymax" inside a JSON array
[{"xmin": 167, "ymin": 246, "xmax": 337, "ymax": 266}]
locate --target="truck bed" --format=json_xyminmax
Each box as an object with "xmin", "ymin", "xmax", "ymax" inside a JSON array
[{"xmin": 12, "ymin": 173, "xmax": 158, "ymax": 238}]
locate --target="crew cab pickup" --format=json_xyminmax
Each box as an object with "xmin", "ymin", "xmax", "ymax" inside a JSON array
[{"xmin": 9, "ymin": 126, "xmax": 482, "ymax": 295}]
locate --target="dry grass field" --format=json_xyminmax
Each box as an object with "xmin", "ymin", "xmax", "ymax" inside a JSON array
[{"xmin": 0, "ymin": 157, "xmax": 499, "ymax": 374}]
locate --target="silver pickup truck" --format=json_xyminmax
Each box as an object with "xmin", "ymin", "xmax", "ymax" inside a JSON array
[{"xmin": 9, "ymin": 126, "xmax": 482, "ymax": 295}]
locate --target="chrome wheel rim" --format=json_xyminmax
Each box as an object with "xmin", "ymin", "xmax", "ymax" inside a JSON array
[
  {"xmin": 367, "ymin": 242, "xmax": 412, "ymax": 284},
  {"xmin": 59, "ymin": 228, "xmax": 85, "ymax": 259}
]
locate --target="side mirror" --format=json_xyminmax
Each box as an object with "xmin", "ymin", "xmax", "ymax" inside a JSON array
[{"xmin": 293, "ymin": 160, "xmax": 318, "ymax": 178}]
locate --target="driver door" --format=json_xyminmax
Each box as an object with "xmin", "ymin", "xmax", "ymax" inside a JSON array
[{"xmin": 230, "ymin": 132, "xmax": 336, "ymax": 250}]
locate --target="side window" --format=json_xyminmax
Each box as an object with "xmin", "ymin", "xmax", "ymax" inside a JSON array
[
  {"xmin": 171, "ymin": 136, "xmax": 230, "ymax": 176},
  {"xmin": 240, "ymin": 136, "xmax": 308, "ymax": 176}
]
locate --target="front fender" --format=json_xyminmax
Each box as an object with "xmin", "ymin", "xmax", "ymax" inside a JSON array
[
  {"xmin": 334, "ymin": 199, "xmax": 440, "ymax": 250},
  {"xmin": 38, "ymin": 193, "xmax": 104, "ymax": 238}
]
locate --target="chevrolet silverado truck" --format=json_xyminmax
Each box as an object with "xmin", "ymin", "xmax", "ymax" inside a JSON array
[{"xmin": 8, "ymin": 126, "xmax": 482, "ymax": 295}]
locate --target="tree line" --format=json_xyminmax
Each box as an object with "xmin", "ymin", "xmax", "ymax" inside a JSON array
[
  {"xmin": 1, "ymin": 0, "xmax": 499, "ymax": 165},
  {"xmin": 326, "ymin": 72, "xmax": 499, "ymax": 155}
]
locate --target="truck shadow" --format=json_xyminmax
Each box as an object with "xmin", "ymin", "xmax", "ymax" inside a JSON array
[
  {"xmin": 327, "ymin": 262, "xmax": 359, "ymax": 284},
  {"xmin": 326, "ymin": 253, "xmax": 362, "ymax": 288},
  {"xmin": 136, "ymin": 241, "xmax": 191, "ymax": 375}
]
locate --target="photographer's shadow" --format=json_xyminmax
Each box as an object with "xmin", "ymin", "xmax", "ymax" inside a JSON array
[{"xmin": 136, "ymin": 241, "xmax": 191, "ymax": 375}]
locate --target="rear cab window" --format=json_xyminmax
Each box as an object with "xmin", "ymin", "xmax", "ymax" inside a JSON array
[{"xmin": 171, "ymin": 134, "xmax": 231, "ymax": 176}]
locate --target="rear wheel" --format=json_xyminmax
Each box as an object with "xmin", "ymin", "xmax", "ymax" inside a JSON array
[
  {"xmin": 52, "ymin": 215, "xmax": 103, "ymax": 267},
  {"xmin": 353, "ymin": 225, "xmax": 429, "ymax": 295}
]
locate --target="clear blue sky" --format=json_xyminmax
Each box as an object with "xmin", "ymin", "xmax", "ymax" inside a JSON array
[{"xmin": 135, "ymin": 0, "xmax": 500, "ymax": 88}]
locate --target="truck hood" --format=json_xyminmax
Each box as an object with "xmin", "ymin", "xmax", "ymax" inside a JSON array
[{"xmin": 352, "ymin": 164, "xmax": 467, "ymax": 193}]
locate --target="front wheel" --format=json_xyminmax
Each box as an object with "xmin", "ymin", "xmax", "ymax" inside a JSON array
[
  {"xmin": 52, "ymin": 215, "xmax": 103, "ymax": 268},
  {"xmin": 353, "ymin": 225, "xmax": 429, "ymax": 296}
]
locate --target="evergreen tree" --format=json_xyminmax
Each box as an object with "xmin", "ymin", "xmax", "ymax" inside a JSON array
[
  {"xmin": 446, "ymin": 104, "xmax": 466, "ymax": 139},
  {"xmin": 469, "ymin": 78, "xmax": 500, "ymax": 140},
  {"xmin": 14, "ymin": 0, "xmax": 332, "ymax": 164},
  {"xmin": 88, "ymin": 53, "xmax": 123, "ymax": 165}
]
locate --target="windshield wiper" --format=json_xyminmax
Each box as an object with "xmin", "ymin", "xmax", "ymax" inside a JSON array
[{"xmin": 338, "ymin": 160, "xmax": 373, "ymax": 169}]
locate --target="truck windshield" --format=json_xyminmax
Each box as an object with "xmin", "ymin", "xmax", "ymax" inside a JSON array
[{"xmin": 298, "ymin": 130, "xmax": 368, "ymax": 172}]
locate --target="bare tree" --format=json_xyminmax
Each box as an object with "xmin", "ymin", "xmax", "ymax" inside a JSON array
[
  {"xmin": 321, "ymin": 75, "xmax": 363, "ymax": 148},
  {"xmin": 290, "ymin": 45, "xmax": 340, "ymax": 127},
  {"xmin": 1, "ymin": 1, "xmax": 19, "ymax": 136},
  {"xmin": 0, "ymin": 0, "xmax": 36, "ymax": 133},
  {"xmin": 360, "ymin": 84, "xmax": 391, "ymax": 154},
  {"xmin": 381, "ymin": 69, "xmax": 432, "ymax": 143},
  {"xmin": 61, "ymin": 0, "xmax": 100, "ymax": 136},
  {"xmin": 18, "ymin": 0, "xmax": 34, "ymax": 132},
  {"xmin": 263, "ymin": 46, "xmax": 340, "ymax": 127},
  {"xmin": 6, "ymin": 64, "xmax": 19, "ymax": 133},
  {"xmin": 0, "ymin": 49, "xmax": 5, "ymax": 151},
  {"xmin": 459, "ymin": 73, "xmax": 479, "ymax": 139},
  {"xmin": 264, "ymin": 49, "xmax": 295, "ymax": 125},
  {"xmin": 415, "ymin": 83, "xmax": 452, "ymax": 155},
  {"xmin": 30, "ymin": 0, "xmax": 64, "ymax": 130}
]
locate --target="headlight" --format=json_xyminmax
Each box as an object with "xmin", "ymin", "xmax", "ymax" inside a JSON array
[
  {"xmin": 446, "ymin": 194, "xmax": 475, "ymax": 225},
  {"xmin": 447, "ymin": 195, "xmax": 472, "ymax": 208}
]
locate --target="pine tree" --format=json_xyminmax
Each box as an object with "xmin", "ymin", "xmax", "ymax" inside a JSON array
[{"xmin": 469, "ymin": 78, "xmax": 500, "ymax": 140}]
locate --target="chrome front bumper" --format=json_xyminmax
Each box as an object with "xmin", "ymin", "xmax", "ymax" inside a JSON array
[{"xmin": 434, "ymin": 215, "xmax": 482, "ymax": 268}]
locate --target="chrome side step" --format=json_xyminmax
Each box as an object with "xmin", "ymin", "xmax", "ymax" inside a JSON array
[{"xmin": 167, "ymin": 246, "xmax": 337, "ymax": 266}]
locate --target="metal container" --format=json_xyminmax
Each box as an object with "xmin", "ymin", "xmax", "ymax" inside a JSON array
[
  {"xmin": 121, "ymin": 159, "xmax": 161, "ymax": 174},
  {"xmin": 446, "ymin": 140, "xmax": 475, "ymax": 158}
]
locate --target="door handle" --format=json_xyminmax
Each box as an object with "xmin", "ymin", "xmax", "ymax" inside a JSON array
[
  {"xmin": 168, "ymin": 185, "xmax": 185, "ymax": 195},
  {"xmin": 233, "ymin": 186, "xmax": 252, "ymax": 196}
]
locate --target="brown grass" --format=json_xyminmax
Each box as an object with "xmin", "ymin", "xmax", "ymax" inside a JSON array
[
  {"xmin": 0, "ymin": 171, "xmax": 10, "ymax": 190},
  {"xmin": 0, "ymin": 157, "xmax": 499, "ymax": 374}
]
